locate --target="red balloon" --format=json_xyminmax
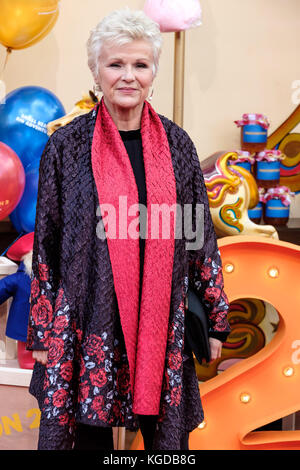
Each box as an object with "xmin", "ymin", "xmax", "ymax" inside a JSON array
[{"xmin": 0, "ymin": 142, "xmax": 25, "ymax": 221}]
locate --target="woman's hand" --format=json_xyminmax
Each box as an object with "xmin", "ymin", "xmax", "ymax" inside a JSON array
[
  {"xmin": 32, "ymin": 350, "xmax": 48, "ymax": 365},
  {"xmin": 208, "ymin": 337, "xmax": 222, "ymax": 362}
]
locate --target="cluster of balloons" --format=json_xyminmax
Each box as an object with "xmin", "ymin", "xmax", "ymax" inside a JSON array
[
  {"xmin": 0, "ymin": 1, "xmax": 65, "ymax": 232},
  {"xmin": 0, "ymin": 87, "xmax": 65, "ymax": 231}
]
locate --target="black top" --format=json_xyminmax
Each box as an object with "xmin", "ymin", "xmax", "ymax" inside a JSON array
[
  {"xmin": 119, "ymin": 129, "xmax": 146, "ymax": 303},
  {"xmin": 119, "ymin": 129, "xmax": 226, "ymax": 343}
]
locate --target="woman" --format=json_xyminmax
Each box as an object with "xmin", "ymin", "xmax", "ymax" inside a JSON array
[{"xmin": 27, "ymin": 9, "xmax": 230, "ymax": 450}]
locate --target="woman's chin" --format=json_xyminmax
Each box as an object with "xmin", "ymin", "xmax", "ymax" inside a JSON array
[{"xmin": 110, "ymin": 95, "xmax": 144, "ymax": 110}]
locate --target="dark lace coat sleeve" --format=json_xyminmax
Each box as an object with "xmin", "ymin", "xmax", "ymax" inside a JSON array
[
  {"xmin": 26, "ymin": 136, "xmax": 61, "ymax": 351},
  {"xmin": 187, "ymin": 140, "xmax": 231, "ymax": 342}
]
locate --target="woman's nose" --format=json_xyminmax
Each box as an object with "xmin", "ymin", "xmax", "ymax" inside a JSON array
[{"xmin": 122, "ymin": 65, "xmax": 135, "ymax": 81}]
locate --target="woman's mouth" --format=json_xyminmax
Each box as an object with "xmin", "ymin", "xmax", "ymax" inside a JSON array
[{"xmin": 118, "ymin": 88, "xmax": 137, "ymax": 94}]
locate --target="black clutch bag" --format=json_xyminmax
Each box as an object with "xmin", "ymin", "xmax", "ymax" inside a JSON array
[{"xmin": 184, "ymin": 288, "xmax": 211, "ymax": 364}]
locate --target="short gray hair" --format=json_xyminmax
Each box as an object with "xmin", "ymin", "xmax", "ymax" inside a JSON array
[{"xmin": 87, "ymin": 8, "xmax": 162, "ymax": 81}]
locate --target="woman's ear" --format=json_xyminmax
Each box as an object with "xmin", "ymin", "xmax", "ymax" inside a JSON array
[
  {"xmin": 93, "ymin": 83, "xmax": 102, "ymax": 98},
  {"xmin": 147, "ymin": 86, "xmax": 154, "ymax": 101}
]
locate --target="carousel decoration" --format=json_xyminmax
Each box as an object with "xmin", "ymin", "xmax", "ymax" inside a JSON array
[{"xmin": 201, "ymin": 151, "xmax": 278, "ymax": 239}]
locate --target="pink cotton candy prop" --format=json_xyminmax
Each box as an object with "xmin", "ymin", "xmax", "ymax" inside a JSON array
[{"xmin": 143, "ymin": 0, "xmax": 202, "ymax": 32}]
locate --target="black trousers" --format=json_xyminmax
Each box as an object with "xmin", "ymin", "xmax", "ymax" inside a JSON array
[
  {"xmin": 73, "ymin": 416, "xmax": 158, "ymax": 451},
  {"xmin": 73, "ymin": 422, "xmax": 114, "ymax": 450},
  {"xmin": 73, "ymin": 415, "xmax": 189, "ymax": 450}
]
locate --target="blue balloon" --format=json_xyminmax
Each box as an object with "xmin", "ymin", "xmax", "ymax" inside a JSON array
[
  {"xmin": 0, "ymin": 86, "xmax": 65, "ymax": 169},
  {"xmin": 9, "ymin": 160, "xmax": 40, "ymax": 233},
  {"xmin": 9, "ymin": 210, "xmax": 23, "ymax": 234}
]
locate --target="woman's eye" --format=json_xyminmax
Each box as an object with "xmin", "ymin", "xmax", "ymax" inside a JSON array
[
  {"xmin": 136, "ymin": 63, "xmax": 147, "ymax": 68},
  {"xmin": 110, "ymin": 63, "xmax": 121, "ymax": 67}
]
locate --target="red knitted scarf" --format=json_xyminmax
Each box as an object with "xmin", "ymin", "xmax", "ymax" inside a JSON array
[{"xmin": 91, "ymin": 98, "xmax": 177, "ymax": 414}]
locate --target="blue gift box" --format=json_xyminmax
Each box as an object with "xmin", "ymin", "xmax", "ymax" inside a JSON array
[
  {"xmin": 243, "ymin": 124, "xmax": 268, "ymax": 143},
  {"xmin": 265, "ymin": 199, "xmax": 290, "ymax": 219},
  {"xmin": 256, "ymin": 160, "xmax": 281, "ymax": 182},
  {"xmin": 235, "ymin": 161, "xmax": 252, "ymax": 172},
  {"xmin": 248, "ymin": 202, "xmax": 263, "ymax": 221}
]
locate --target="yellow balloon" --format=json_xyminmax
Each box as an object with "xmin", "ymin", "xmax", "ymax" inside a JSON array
[{"xmin": 0, "ymin": 0, "xmax": 60, "ymax": 50}]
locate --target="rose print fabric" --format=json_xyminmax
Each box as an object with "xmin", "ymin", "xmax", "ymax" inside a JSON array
[{"xmin": 27, "ymin": 106, "xmax": 230, "ymax": 449}]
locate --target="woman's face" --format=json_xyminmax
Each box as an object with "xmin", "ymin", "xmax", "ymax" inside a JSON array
[{"xmin": 96, "ymin": 39, "xmax": 155, "ymax": 113}]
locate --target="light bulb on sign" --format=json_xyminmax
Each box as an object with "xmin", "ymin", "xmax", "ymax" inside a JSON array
[
  {"xmin": 268, "ymin": 267, "xmax": 279, "ymax": 278},
  {"xmin": 283, "ymin": 366, "xmax": 294, "ymax": 377},
  {"xmin": 198, "ymin": 421, "xmax": 206, "ymax": 429},
  {"xmin": 224, "ymin": 263, "xmax": 235, "ymax": 273},
  {"xmin": 240, "ymin": 392, "xmax": 251, "ymax": 404}
]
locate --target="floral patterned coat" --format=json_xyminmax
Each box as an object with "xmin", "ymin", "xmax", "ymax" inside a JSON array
[{"xmin": 26, "ymin": 105, "xmax": 230, "ymax": 450}]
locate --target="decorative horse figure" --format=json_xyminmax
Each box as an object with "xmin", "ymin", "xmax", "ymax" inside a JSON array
[{"xmin": 201, "ymin": 151, "xmax": 278, "ymax": 239}]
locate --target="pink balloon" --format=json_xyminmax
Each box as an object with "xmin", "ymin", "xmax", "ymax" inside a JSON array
[
  {"xmin": 0, "ymin": 142, "xmax": 25, "ymax": 221},
  {"xmin": 144, "ymin": 0, "xmax": 202, "ymax": 32}
]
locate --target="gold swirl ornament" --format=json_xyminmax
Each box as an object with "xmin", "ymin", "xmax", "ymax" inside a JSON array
[
  {"xmin": 218, "ymin": 166, "xmax": 259, "ymax": 233},
  {"xmin": 205, "ymin": 151, "xmax": 259, "ymax": 234},
  {"xmin": 205, "ymin": 152, "xmax": 242, "ymax": 208}
]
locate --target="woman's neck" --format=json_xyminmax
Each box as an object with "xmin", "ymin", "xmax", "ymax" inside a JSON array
[{"xmin": 103, "ymin": 97, "xmax": 144, "ymax": 131}]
